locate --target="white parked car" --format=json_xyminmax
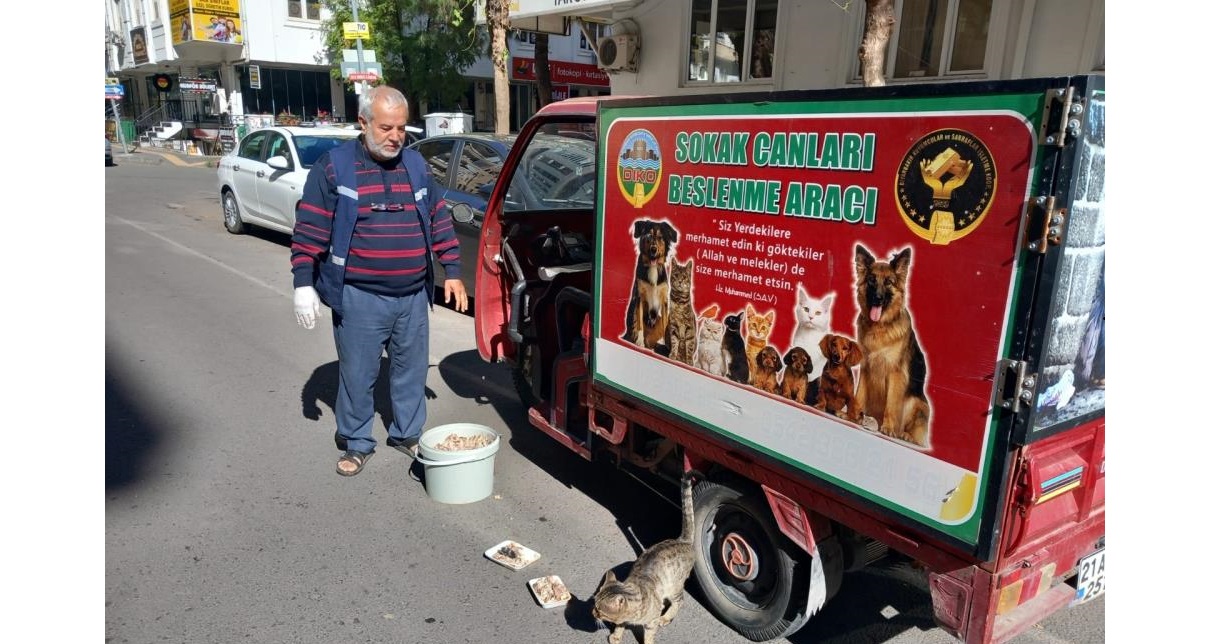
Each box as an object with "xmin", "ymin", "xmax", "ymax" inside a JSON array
[{"xmin": 216, "ymin": 126, "xmax": 360, "ymax": 234}]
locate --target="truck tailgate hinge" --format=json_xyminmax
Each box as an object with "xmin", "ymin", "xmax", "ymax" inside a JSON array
[
  {"xmin": 995, "ymin": 359, "xmax": 1035, "ymax": 413},
  {"xmin": 1039, "ymin": 85, "xmax": 1083, "ymax": 148},
  {"xmin": 1025, "ymin": 195, "xmax": 1066, "ymax": 255}
]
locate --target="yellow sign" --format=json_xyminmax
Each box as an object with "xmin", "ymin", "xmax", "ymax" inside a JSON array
[
  {"xmin": 169, "ymin": 0, "xmax": 244, "ymax": 46},
  {"xmin": 343, "ymin": 21, "xmax": 371, "ymax": 40}
]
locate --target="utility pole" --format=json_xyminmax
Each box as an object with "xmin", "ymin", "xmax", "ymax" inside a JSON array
[{"xmin": 351, "ymin": 0, "xmax": 367, "ymax": 95}]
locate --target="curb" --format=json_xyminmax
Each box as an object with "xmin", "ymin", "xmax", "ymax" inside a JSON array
[{"xmin": 115, "ymin": 147, "xmax": 222, "ymax": 168}]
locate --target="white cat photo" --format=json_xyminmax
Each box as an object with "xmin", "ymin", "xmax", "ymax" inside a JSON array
[{"xmin": 790, "ymin": 284, "xmax": 834, "ymax": 382}]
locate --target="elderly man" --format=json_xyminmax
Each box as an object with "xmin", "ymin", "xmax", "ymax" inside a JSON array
[{"xmin": 290, "ymin": 85, "xmax": 468, "ymax": 476}]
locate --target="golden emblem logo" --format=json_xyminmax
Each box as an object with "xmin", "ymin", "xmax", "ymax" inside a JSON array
[{"xmin": 895, "ymin": 129, "xmax": 996, "ymax": 245}]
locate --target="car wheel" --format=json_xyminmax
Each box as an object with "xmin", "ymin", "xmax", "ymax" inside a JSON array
[
  {"xmin": 222, "ymin": 190, "xmax": 246, "ymax": 234},
  {"xmin": 693, "ymin": 479, "xmax": 813, "ymax": 642}
]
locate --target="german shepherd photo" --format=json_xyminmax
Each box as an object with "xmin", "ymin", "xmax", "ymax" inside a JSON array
[
  {"xmin": 853, "ymin": 245, "xmax": 931, "ymax": 447},
  {"xmin": 622, "ymin": 219, "xmax": 678, "ymax": 350}
]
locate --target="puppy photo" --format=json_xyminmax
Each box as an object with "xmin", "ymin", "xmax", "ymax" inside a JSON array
[
  {"xmin": 853, "ymin": 245, "xmax": 931, "ymax": 446},
  {"xmin": 814, "ymin": 333, "xmax": 863, "ymax": 420},
  {"xmin": 780, "ymin": 346, "xmax": 817, "ymax": 405},
  {"xmin": 750, "ymin": 345, "xmax": 783, "ymax": 395},
  {"xmin": 622, "ymin": 219, "xmax": 678, "ymax": 350}
]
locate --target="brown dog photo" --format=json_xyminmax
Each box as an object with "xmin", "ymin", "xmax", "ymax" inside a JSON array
[
  {"xmin": 750, "ymin": 345, "xmax": 783, "ymax": 395},
  {"xmin": 814, "ymin": 333, "xmax": 863, "ymax": 420},
  {"xmin": 622, "ymin": 219, "xmax": 678, "ymax": 351},
  {"xmin": 780, "ymin": 346, "xmax": 817, "ymax": 405},
  {"xmin": 853, "ymin": 245, "xmax": 931, "ymax": 446}
]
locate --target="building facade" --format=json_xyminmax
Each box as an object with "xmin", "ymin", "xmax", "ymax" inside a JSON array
[
  {"xmin": 104, "ymin": 1, "xmax": 1104, "ymax": 142},
  {"xmin": 498, "ymin": 0, "xmax": 1104, "ymax": 96}
]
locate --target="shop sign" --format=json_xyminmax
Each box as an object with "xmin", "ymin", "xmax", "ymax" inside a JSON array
[
  {"xmin": 180, "ymin": 77, "xmax": 218, "ymax": 94},
  {"xmin": 511, "ymin": 57, "xmax": 610, "ymax": 87},
  {"xmin": 153, "ymin": 74, "xmax": 174, "ymax": 93},
  {"xmin": 343, "ymin": 22, "xmax": 370, "ymax": 40},
  {"xmin": 131, "ymin": 27, "xmax": 149, "ymax": 64}
]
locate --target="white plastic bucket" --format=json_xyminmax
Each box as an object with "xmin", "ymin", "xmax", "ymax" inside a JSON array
[{"xmin": 416, "ymin": 423, "xmax": 501, "ymax": 504}]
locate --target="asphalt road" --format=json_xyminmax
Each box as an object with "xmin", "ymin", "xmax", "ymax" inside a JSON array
[{"xmin": 104, "ymin": 156, "xmax": 1104, "ymax": 644}]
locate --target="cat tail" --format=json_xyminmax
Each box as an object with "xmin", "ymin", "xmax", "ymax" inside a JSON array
[{"xmin": 679, "ymin": 473, "xmax": 699, "ymax": 543}]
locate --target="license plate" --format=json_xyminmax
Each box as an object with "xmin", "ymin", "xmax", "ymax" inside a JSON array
[{"xmin": 1075, "ymin": 548, "xmax": 1105, "ymax": 603}]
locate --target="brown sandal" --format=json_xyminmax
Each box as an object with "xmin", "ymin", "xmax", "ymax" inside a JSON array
[{"xmin": 336, "ymin": 450, "xmax": 373, "ymax": 476}]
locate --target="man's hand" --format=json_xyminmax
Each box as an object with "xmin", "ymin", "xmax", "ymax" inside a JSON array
[
  {"xmin": 444, "ymin": 279, "xmax": 469, "ymax": 313},
  {"xmin": 294, "ymin": 286, "xmax": 321, "ymax": 329}
]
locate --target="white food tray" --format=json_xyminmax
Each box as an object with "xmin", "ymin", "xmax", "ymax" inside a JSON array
[
  {"xmin": 527, "ymin": 575, "xmax": 571, "ymax": 608},
  {"xmin": 484, "ymin": 540, "xmax": 541, "ymax": 571}
]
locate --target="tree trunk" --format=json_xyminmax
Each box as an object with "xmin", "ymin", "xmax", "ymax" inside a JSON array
[
  {"xmin": 534, "ymin": 33, "xmax": 553, "ymax": 107},
  {"xmin": 858, "ymin": 0, "xmax": 895, "ymax": 87},
  {"xmin": 486, "ymin": 0, "xmax": 511, "ymax": 134}
]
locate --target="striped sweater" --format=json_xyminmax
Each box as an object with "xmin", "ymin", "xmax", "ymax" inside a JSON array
[{"xmin": 290, "ymin": 139, "xmax": 461, "ymax": 297}]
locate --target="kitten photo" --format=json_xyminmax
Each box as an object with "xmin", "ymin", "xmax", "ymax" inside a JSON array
[
  {"xmin": 743, "ymin": 303, "xmax": 775, "ymax": 375},
  {"xmin": 694, "ymin": 306, "xmax": 725, "ymax": 377},
  {"xmin": 593, "ymin": 476, "xmax": 697, "ymax": 644},
  {"xmin": 790, "ymin": 285, "xmax": 835, "ymax": 382},
  {"xmin": 721, "ymin": 311, "xmax": 749, "ymax": 384},
  {"xmin": 667, "ymin": 259, "xmax": 697, "ymax": 366}
]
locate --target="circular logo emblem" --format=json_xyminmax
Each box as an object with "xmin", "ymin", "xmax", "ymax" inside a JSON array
[
  {"xmin": 153, "ymin": 74, "xmax": 173, "ymax": 92},
  {"xmin": 616, "ymin": 129, "xmax": 662, "ymax": 208},
  {"xmin": 895, "ymin": 129, "xmax": 996, "ymax": 245}
]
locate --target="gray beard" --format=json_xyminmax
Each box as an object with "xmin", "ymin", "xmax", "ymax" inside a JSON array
[{"xmin": 364, "ymin": 138, "xmax": 400, "ymax": 161}]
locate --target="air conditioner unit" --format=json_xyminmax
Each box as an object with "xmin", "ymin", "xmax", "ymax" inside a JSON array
[{"xmin": 597, "ymin": 34, "xmax": 639, "ymax": 72}]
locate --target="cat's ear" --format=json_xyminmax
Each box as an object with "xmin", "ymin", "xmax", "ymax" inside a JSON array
[
  {"xmin": 796, "ymin": 283, "xmax": 806, "ymax": 299},
  {"xmin": 823, "ymin": 293, "xmax": 835, "ymax": 307},
  {"xmin": 604, "ymin": 570, "xmax": 617, "ymax": 584},
  {"xmin": 685, "ymin": 259, "xmax": 693, "ymax": 271},
  {"xmin": 745, "ymin": 303, "xmax": 755, "ymax": 316},
  {"xmin": 765, "ymin": 310, "xmax": 775, "ymax": 324}
]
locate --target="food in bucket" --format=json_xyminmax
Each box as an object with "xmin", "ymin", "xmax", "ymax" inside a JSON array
[
  {"xmin": 528, "ymin": 575, "xmax": 572, "ymax": 608},
  {"xmin": 485, "ymin": 540, "xmax": 541, "ymax": 570},
  {"xmin": 435, "ymin": 431, "xmax": 497, "ymax": 451}
]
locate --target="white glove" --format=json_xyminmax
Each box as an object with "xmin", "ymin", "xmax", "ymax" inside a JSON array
[{"xmin": 294, "ymin": 286, "xmax": 320, "ymax": 329}]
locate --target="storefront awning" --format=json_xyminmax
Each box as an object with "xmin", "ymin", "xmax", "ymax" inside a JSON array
[{"xmin": 474, "ymin": 0, "xmax": 642, "ymax": 27}]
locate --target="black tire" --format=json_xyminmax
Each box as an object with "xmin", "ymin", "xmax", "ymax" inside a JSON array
[
  {"xmin": 511, "ymin": 341, "xmax": 541, "ymax": 409},
  {"xmin": 222, "ymin": 189, "xmax": 245, "ymax": 234},
  {"xmin": 693, "ymin": 479, "xmax": 812, "ymax": 641}
]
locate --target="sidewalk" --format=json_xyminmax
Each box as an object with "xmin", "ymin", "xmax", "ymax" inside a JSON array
[{"xmin": 113, "ymin": 144, "xmax": 223, "ymax": 168}]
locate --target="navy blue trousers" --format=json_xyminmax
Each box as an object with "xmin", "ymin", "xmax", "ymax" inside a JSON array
[{"xmin": 332, "ymin": 284, "xmax": 429, "ymax": 454}]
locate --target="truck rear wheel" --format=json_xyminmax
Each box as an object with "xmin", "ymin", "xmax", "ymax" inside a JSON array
[{"xmin": 693, "ymin": 479, "xmax": 811, "ymax": 641}]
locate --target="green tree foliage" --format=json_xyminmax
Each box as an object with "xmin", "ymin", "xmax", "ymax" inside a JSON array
[{"xmin": 322, "ymin": 0, "xmax": 484, "ymax": 111}]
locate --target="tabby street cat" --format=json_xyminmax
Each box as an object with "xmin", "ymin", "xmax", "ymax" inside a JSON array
[
  {"xmin": 593, "ymin": 475, "xmax": 697, "ymax": 644},
  {"xmin": 667, "ymin": 258, "xmax": 697, "ymax": 366}
]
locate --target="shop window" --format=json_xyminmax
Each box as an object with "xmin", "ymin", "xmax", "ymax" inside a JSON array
[
  {"xmin": 288, "ymin": 1, "xmax": 323, "ymax": 21},
  {"xmin": 855, "ymin": 0, "xmax": 994, "ymax": 81},
  {"xmin": 686, "ymin": 0, "xmax": 778, "ymax": 84}
]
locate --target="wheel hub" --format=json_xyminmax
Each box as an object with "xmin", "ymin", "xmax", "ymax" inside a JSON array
[{"xmin": 720, "ymin": 532, "xmax": 759, "ymax": 581}]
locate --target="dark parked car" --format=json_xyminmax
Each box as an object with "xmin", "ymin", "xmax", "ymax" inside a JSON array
[
  {"xmin": 409, "ymin": 133, "xmax": 514, "ymax": 298},
  {"xmin": 409, "ymin": 131, "xmax": 597, "ymax": 299}
]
